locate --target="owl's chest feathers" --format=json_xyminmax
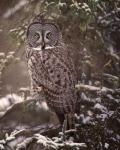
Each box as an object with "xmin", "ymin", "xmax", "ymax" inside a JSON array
[{"xmin": 28, "ymin": 49, "xmax": 76, "ymax": 93}]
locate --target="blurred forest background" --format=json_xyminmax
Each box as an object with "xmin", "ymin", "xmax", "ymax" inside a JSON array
[{"xmin": 0, "ymin": 0, "xmax": 120, "ymax": 149}]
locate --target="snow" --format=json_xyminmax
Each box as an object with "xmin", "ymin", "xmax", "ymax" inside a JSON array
[{"xmin": 0, "ymin": 94, "xmax": 23, "ymax": 117}]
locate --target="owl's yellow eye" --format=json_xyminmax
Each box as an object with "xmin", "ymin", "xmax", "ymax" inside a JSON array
[{"xmin": 46, "ymin": 32, "xmax": 52, "ymax": 39}]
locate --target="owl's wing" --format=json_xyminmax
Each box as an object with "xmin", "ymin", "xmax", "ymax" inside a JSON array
[
  {"xmin": 55, "ymin": 45, "xmax": 78, "ymax": 82},
  {"xmin": 30, "ymin": 77, "xmax": 45, "ymax": 102},
  {"xmin": 28, "ymin": 59, "xmax": 61, "ymax": 95},
  {"xmin": 26, "ymin": 45, "xmax": 33, "ymax": 59}
]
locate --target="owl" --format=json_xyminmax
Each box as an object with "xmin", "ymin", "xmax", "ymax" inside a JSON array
[{"xmin": 26, "ymin": 16, "xmax": 78, "ymax": 128}]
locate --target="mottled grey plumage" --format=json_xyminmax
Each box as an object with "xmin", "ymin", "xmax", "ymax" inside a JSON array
[{"xmin": 26, "ymin": 16, "xmax": 78, "ymax": 126}]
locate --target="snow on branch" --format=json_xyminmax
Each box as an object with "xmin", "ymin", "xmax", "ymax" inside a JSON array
[
  {"xmin": 35, "ymin": 134, "xmax": 87, "ymax": 149},
  {"xmin": 3, "ymin": 0, "xmax": 28, "ymax": 19},
  {"xmin": 97, "ymin": 8, "xmax": 120, "ymax": 23},
  {"xmin": 75, "ymin": 84, "xmax": 119, "ymax": 94}
]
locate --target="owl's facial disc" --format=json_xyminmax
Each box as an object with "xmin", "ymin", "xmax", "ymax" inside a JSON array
[
  {"xmin": 27, "ymin": 22, "xmax": 60, "ymax": 51},
  {"xmin": 33, "ymin": 30, "xmax": 55, "ymax": 51}
]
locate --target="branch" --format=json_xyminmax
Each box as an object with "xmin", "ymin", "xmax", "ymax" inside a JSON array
[
  {"xmin": 103, "ymin": 73, "xmax": 119, "ymax": 82},
  {"xmin": 35, "ymin": 134, "xmax": 87, "ymax": 149},
  {"xmin": 75, "ymin": 84, "xmax": 119, "ymax": 94},
  {"xmin": 97, "ymin": 8, "xmax": 120, "ymax": 23}
]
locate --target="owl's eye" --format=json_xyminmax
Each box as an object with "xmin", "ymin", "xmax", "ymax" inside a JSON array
[
  {"xmin": 46, "ymin": 32, "xmax": 52, "ymax": 39},
  {"xmin": 34, "ymin": 32, "xmax": 40, "ymax": 39}
]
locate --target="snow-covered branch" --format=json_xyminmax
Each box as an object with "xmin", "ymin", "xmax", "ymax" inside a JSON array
[
  {"xmin": 75, "ymin": 84, "xmax": 117, "ymax": 94},
  {"xmin": 35, "ymin": 134, "xmax": 87, "ymax": 149}
]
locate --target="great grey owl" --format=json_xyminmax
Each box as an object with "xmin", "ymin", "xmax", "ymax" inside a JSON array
[{"xmin": 26, "ymin": 16, "xmax": 78, "ymax": 127}]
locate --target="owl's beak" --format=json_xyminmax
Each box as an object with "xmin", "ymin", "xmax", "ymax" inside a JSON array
[
  {"xmin": 41, "ymin": 41, "xmax": 45, "ymax": 50},
  {"xmin": 33, "ymin": 41, "xmax": 45, "ymax": 51}
]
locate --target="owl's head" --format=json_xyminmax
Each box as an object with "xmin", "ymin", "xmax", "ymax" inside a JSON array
[{"xmin": 26, "ymin": 16, "xmax": 61, "ymax": 51}]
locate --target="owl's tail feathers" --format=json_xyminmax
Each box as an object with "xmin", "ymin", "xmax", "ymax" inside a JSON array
[
  {"xmin": 75, "ymin": 91, "xmax": 81, "ymax": 115},
  {"xmin": 56, "ymin": 112, "xmax": 75, "ymax": 130},
  {"xmin": 56, "ymin": 112, "xmax": 65, "ymax": 125},
  {"xmin": 66, "ymin": 113, "xmax": 75, "ymax": 130}
]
